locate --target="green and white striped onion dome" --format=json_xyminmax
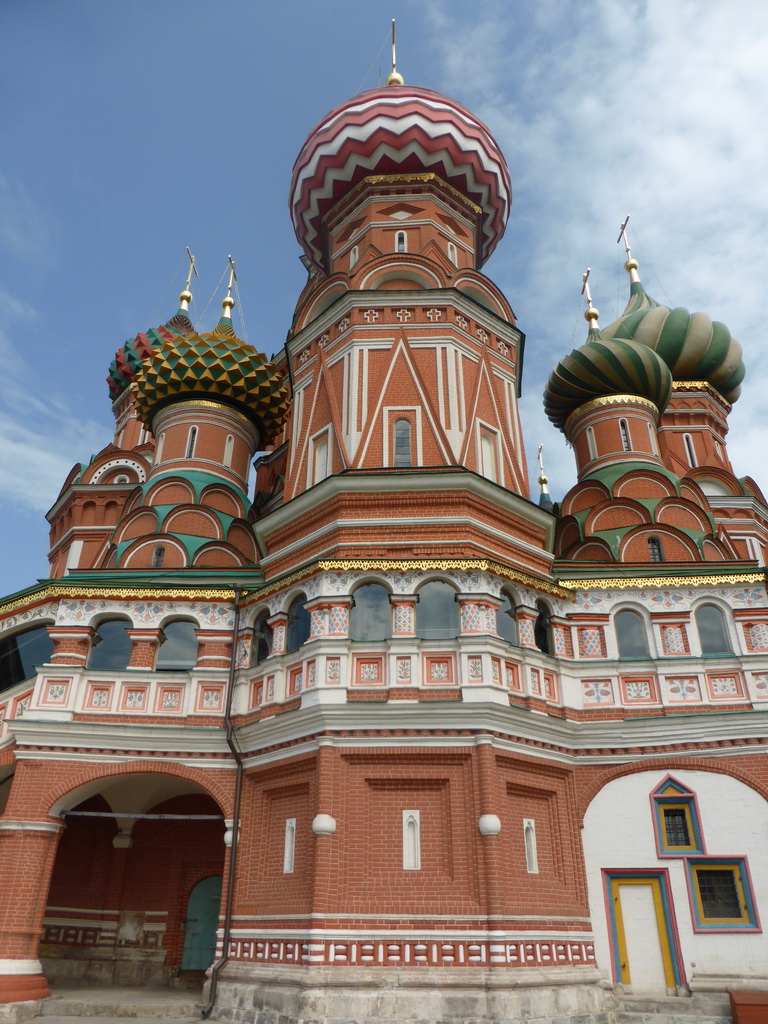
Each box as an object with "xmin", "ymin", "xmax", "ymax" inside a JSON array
[
  {"xmin": 601, "ymin": 277, "xmax": 744, "ymax": 404},
  {"xmin": 544, "ymin": 330, "xmax": 672, "ymax": 432}
]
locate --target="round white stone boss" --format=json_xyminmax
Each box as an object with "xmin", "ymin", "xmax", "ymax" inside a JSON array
[
  {"xmin": 312, "ymin": 813, "xmax": 337, "ymax": 836},
  {"xmin": 478, "ymin": 814, "xmax": 501, "ymax": 836}
]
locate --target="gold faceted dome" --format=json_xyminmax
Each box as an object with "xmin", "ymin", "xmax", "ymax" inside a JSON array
[{"xmin": 132, "ymin": 327, "xmax": 289, "ymax": 444}]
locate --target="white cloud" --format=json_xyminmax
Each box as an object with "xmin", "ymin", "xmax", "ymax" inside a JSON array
[
  {"xmin": 422, "ymin": 0, "xmax": 768, "ymax": 501},
  {"xmin": 0, "ymin": 175, "xmax": 52, "ymax": 261}
]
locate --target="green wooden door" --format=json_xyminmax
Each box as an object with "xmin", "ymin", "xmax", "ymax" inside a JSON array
[{"xmin": 181, "ymin": 875, "xmax": 222, "ymax": 971}]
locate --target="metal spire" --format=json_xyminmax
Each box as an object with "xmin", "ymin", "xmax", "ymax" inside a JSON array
[
  {"xmin": 179, "ymin": 247, "xmax": 198, "ymax": 311},
  {"xmin": 617, "ymin": 214, "xmax": 640, "ymax": 281},
  {"xmin": 386, "ymin": 19, "xmax": 404, "ymax": 86},
  {"xmin": 582, "ymin": 267, "xmax": 600, "ymax": 326}
]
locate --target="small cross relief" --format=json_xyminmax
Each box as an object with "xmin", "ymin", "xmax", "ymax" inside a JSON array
[
  {"xmin": 363, "ymin": 310, "xmax": 379, "ymax": 323},
  {"xmin": 396, "ymin": 309, "xmax": 412, "ymax": 322},
  {"xmin": 456, "ymin": 314, "xmax": 468, "ymax": 329},
  {"xmin": 337, "ymin": 316, "xmax": 350, "ymax": 332},
  {"xmin": 426, "ymin": 308, "xmax": 442, "ymax": 321},
  {"xmin": 477, "ymin": 328, "xmax": 489, "ymax": 343}
]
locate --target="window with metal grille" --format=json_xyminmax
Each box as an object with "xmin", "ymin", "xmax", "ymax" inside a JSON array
[
  {"xmin": 648, "ymin": 537, "xmax": 664, "ymax": 562},
  {"xmin": 393, "ymin": 419, "xmax": 412, "ymax": 467},
  {"xmin": 663, "ymin": 807, "xmax": 690, "ymax": 847},
  {"xmin": 619, "ymin": 419, "xmax": 632, "ymax": 452},
  {"xmin": 697, "ymin": 868, "xmax": 741, "ymax": 919}
]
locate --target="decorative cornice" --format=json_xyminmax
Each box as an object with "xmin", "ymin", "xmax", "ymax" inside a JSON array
[
  {"xmin": 247, "ymin": 558, "xmax": 572, "ymax": 604},
  {"xmin": 339, "ymin": 172, "xmax": 483, "ymax": 217},
  {"xmin": 152, "ymin": 398, "xmax": 255, "ymax": 429},
  {"xmin": 0, "ymin": 583, "xmax": 239, "ymax": 619},
  {"xmin": 671, "ymin": 380, "xmax": 732, "ymax": 409},
  {"xmin": 564, "ymin": 393, "xmax": 659, "ymax": 432},
  {"xmin": 558, "ymin": 572, "xmax": 765, "ymax": 591}
]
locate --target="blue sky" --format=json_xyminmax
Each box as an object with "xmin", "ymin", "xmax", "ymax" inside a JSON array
[{"xmin": 2, "ymin": 0, "xmax": 768, "ymax": 596}]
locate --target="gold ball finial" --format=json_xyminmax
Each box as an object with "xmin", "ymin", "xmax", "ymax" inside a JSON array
[
  {"xmin": 179, "ymin": 289, "xmax": 192, "ymax": 304},
  {"xmin": 585, "ymin": 307, "xmax": 600, "ymax": 323},
  {"xmin": 221, "ymin": 295, "xmax": 235, "ymax": 313},
  {"xmin": 538, "ymin": 473, "xmax": 548, "ymax": 486},
  {"xmin": 625, "ymin": 258, "xmax": 638, "ymax": 272},
  {"xmin": 386, "ymin": 70, "xmax": 404, "ymax": 86}
]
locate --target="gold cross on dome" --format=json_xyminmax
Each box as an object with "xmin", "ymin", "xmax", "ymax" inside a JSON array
[{"xmin": 617, "ymin": 214, "xmax": 632, "ymax": 261}]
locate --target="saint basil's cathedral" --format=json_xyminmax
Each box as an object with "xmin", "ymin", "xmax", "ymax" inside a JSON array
[{"xmin": 0, "ymin": 53, "xmax": 767, "ymax": 1024}]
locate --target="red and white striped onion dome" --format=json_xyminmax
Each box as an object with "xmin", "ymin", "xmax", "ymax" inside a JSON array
[{"xmin": 290, "ymin": 85, "xmax": 511, "ymax": 269}]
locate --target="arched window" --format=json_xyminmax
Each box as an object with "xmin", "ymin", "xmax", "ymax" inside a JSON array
[
  {"xmin": 393, "ymin": 419, "xmax": 412, "ymax": 467},
  {"xmin": 619, "ymin": 419, "xmax": 632, "ymax": 452},
  {"xmin": 481, "ymin": 432, "xmax": 497, "ymax": 482},
  {"xmin": 615, "ymin": 609, "xmax": 649, "ymax": 658},
  {"xmin": 524, "ymin": 819, "xmax": 538, "ymax": 874},
  {"xmin": 648, "ymin": 537, "xmax": 664, "ymax": 563},
  {"xmin": 495, "ymin": 590, "xmax": 518, "ymax": 645},
  {"xmin": 251, "ymin": 610, "xmax": 273, "ymax": 665},
  {"xmin": 156, "ymin": 620, "xmax": 198, "ymax": 671},
  {"xmin": 314, "ymin": 436, "xmax": 329, "ymax": 483},
  {"xmin": 647, "ymin": 421, "xmax": 658, "ymax": 455},
  {"xmin": 684, "ymin": 432, "xmax": 697, "ymax": 467},
  {"xmin": 151, "ymin": 545, "xmax": 165, "ymax": 569},
  {"xmin": 115, "ymin": 475, "xmax": 129, "ymax": 484},
  {"xmin": 534, "ymin": 600, "xmax": 551, "ymax": 654},
  {"xmin": 0, "ymin": 624, "xmax": 53, "ymax": 692},
  {"xmin": 286, "ymin": 594, "xmax": 311, "ymax": 653},
  {"xmin": 586, "ymin": 426, "xmax": 597, "ymax": 461},
  {"xmin": 155, "ymin": 432, "xmax": 165, "ymax": 462},
  {"xmin": 695, "ymin": 604, "xmax": 732, "ymax": 655},
  {"xmin": 185, "ymin": 426, "xmax": 198, "ymax": 459},
  {"xmin": 349, "ymin": 245, "xmax": 358, "ymax": 269},
  {"xmin": 88, "ymin": 619, "xmax": 133, "ymax": 671},
  {"xmin": 415, "ymin": 581, "xmax": 459, "ymax": 639},
  {"xmin": 350, "ymin": 583, "xmax": 391, "ymax": 641},
  {"xmin": 447, "ymin": 241, "xmax": 458, "ymax": 265},
  {"xmin": 138, "ymin": 425, "xmax": 148, "ymax": 446},
  {"xmin": 223, "ymin": 434, "xmax": 234, "ymax": 469},
  {"xmin": 283, "ymin": 818, "xmax": 296, "ymax": 874},
  {"xmin": 395, "ymin": 231, "xmax": 407, "ymax": 253},
  {"xmin": 402, "ymin": 810, "xmax": 421, "ymax": 870}
]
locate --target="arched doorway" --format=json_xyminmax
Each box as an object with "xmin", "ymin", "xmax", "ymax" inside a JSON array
[
  {"xmin": 181, "ymin": 875, "xmax": 222, "ymax": 970},
  {"xmin": 40, "ymin": 773, "xmax": 226, "ymax": 986}
]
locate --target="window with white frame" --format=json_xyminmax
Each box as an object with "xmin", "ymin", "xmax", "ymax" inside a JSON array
[
  {"xmin": 223, "ymin": 434, "xmax": 234, "ymax": 468},
  {"xmin": 523, "ymin": 818, "xmax": 538, "ymax": 873},
  {"xmin": 586, "ymin": 426, "xmax": 597, "ymax": 461},
  {"xmin": 481, "ymin": 431, "xmax": 497, "ymax": 482},
  {"xmin": 393, "ymin": 418, "xmax": 412, "ymax": 467},
  {"xmin": 395, "ymin": 231, "xmax": 407, "ymax": 253},
  {"xmin": 619, "ymin": 419, "xmax": 632, "ymax": 452},
  {"xmin": 283, "ymin": 818, "xmax": 296, "ymax": 873},
  {"xmin": 314, "ymin": 435, "xmax": 329, "ymax": 484},
  {"xmin": 349, "ymin": 245, "xmax": 358, "ymax": 269},
  {"xmin": 684, "ymin": 432, "xmax": 697, "ymax": 467},
  {"xmin": 402, "ymin": 810, "xmax": 421, "ymax": 870},
  {"xmin": 694, "ymin": 604, "xmax": 732, "ymax": 655},
  {"xmin": 185, "ymin": 425, "xmax": 198, "ymax": 459},
  {"xmin": 447, "ymin": 241, "xmax": 458, "ymax": 265}
]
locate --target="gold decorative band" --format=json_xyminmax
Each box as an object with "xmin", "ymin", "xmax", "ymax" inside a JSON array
[
  {"xmin": 344, "ymin": 172, "xmax": 483, "ymax": 215},
  {"xmin": 558, "ymin": 572, "xmax": 764, "ymax": 591},
  {"xmin": 671, "ymin": 380, "xmax": 731, "ymax": 409},
  {"xmin": 565, "ymin": 393, "xmax": 659, "ymax": 432},
  {"xmin": 153, "ymin": 399, "xmax": 255, "ymax": 429}
]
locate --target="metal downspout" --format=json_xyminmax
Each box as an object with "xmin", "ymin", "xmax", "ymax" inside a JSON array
[{"xmin": 202, "ymin": 583, "xmax": 244, "ymax": 1019}]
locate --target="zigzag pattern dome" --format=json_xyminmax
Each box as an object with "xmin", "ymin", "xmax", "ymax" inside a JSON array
[
  {"xmin": 132, "ymin": 328, "xmax": 289, "ymax": 443},
  {"xmin": 107, "ymin": 310, "xmax": 194, "ymax": 399},
  {"xmin": 544, "ymin": 333, "xmax": 673, "ymax": 431},
  {"xmin": 290, "ymin": 85, "xmax": 511, "ymax": 269}
]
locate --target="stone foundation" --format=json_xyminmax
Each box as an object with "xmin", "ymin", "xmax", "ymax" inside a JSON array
[{"xmin": 206, "ymin": 963, "xmax": 611, "ymax": 1024}]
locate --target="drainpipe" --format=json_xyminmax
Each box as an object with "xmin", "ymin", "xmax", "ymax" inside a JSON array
[{"xmin": 202, "ymin": 583, "xmax": 244, "ymax": 1019}]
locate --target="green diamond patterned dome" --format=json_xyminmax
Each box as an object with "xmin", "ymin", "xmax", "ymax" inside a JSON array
[
  {"xmin": 602, "ymin": 275, "xmax": 745, "ymax": 404},
  {"xmin": 132, "ymin": 324, "xmax": 289, "ymax": 443},
  {"xmin": 544, "ymin": 330, "xmax": 672, "ymax": 431}
]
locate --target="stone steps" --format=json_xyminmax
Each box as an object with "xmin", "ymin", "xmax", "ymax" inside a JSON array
[{"xmin": 41, "ymin": 987, "xmax": 203, "ymax": 1021}]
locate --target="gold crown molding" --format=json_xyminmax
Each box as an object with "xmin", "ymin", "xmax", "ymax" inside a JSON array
[
  {"xmin": 671, "ymin": 380, "xmax": 731, "ymax": 409},
  {"xmin": 0, "ymin": 584, "xmax": 240, "ymax": 620},
  {"xmin": 565, "ymin": 393, "xmax": 659, "ymax": 433},
  {"xmin": 337, "ymin": 172, "xmax": 483, "ymax": 217},
  {"xmin": 558, "ymin": 572, "xmax": 765, "ymax": 592},
  {"xmin": 152, "ymin": 399, "xmax": 255, "ymax": 429},
  {"xmin": 245, "ymin": 558, "xmax": 572, "ymax": 604}
]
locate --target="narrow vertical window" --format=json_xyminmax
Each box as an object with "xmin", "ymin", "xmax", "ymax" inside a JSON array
[
  {"xmin": 534, "ymin": 600, "xmax": 551, "ymax": 655},
  {"xmin": 185, "ymin": 426, "xmax": 198, "ymax": 459},
  {"xmin": 619, "ymin": 419, "xmax": 632, "ymax": 452},
  {"xmin": 395, "ymin": 231, "xmax": 407, "ymax": 253},
  {"xmin": 223, "ymin": 434, "xmax": 234, "ymax": 469},
  {"xmin": 648, "ymin": 537, "xmax": 664, "ymax": 563},
  {"xmin": 393, "ymin": 419, "xmax": 412, "ymax": 468},
  {"xmin": 447, "ymin": 242, "xmax": 458, "ymax": 265},
  {"xmin": 695, "ymin": 604, "xmax": 731, "ymax": 655},
  {"xmin": 138, "ymin": 425, "xmax": 148, "ymax": 446},
  {"xmin": 684, "ymin": 433, "xmax": 697, "ymax": 467},
  {"xmin": 314, "ymin": 437, "xmax": 329, "ymax": 483},
  {"xmin": 714, "ymin": 439, "xmax": 723, "ymax": 460},
  {"xmin": 523, "ymin": 819, "xmax": 538, "ymax": 874},
  {"xmin": 349, "ymin": 245, "xmax": 358, "ymax": 269},
  {"xmin": 155, "ymin": 432, "xmax": 165, "ymax": 462},
  {"xmin": 283, "ymin": 818, "xmax": 296, "ymax": 874},
  {"xmin": 647, "ymin": 421, "xmax": 658, "ymax": 455},
  {"xmin": 481, "ymin": 432, "xmax": 497, "ymax": 482},
  {"xmin": 402, "ymin": 810, "xmax": 421, "ymax": 870},
  {"xmin": 151, "ymin": 545, "xmax": 165, "ymax": 569},
  {"xmin": 586, "ymin": 426, "xmax": 597, "ymax": 461}
]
